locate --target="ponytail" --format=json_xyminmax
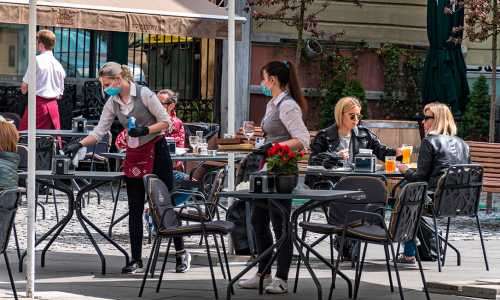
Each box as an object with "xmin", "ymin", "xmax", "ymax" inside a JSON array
[{"xmin": 261, "ymin": 61, "xmax": 307, "ymax": 114}]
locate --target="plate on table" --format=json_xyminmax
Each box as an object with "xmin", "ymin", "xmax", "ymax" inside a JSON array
[
  {"xmin": 175, "ymin": 148, "xmax": 189, "ymax": 155},
  {"xmin": 331, "ymin": 167, "xmax": 353, "ymax": 172},
  {"xmin": 306, "ymin": 165, "xmax": 326, "ymax": 171}
]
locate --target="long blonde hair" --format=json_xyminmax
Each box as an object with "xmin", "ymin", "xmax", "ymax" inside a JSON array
[
  {"xmin": 424, "ymin": 102, "xmax": 457, "ymax": 136},
  {"xmin": 334, "ymin": 97, "xmax": 361, "ymax": 126}
]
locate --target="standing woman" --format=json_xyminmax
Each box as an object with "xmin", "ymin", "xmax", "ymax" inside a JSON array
[
  {"xmin": 238, "ymin": 61, "xmax": 310, "ymax": 294},
  {"xmin": 64, "ymin": 62, "xmax": 190, "ymax": 273}
]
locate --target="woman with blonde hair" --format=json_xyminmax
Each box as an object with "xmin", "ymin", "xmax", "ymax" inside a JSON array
[
  {"xmin": 310, "ymin": 96, "xmax": 399, "ymax": 168},
  {"xmin": 0, "ymin": 116, "xmax": 20, "ymax": 190},
  {"xmin": 397, "ymin": 102, "xmax": 470, "ymax": 264},
  {"xmin": 64, "ymin": 62, "xmax": 191, "ymax": 274}
]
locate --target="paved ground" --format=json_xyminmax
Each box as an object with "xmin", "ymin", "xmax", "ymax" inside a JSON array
[{"xmin": 1, "ymin": 189, "xmax": 499, "ymax": 299}]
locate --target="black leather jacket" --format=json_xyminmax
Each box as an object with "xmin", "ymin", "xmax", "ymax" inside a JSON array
[
  {"xmin": 309, "ymin": 124, "xmax": 396, "ymax": 166},
  {"xmin": 404, "ymin": 134, "xmax": 470, "ymax": 189}
]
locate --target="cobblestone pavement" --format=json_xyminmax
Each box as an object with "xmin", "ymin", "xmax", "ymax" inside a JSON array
[{"xmin": 11, "ymin": 187, "xmax": 500, "ymax": 257}]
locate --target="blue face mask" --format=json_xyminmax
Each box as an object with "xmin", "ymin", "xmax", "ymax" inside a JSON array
[
  {"xmin": 260, "ymin": 83, "xmax": 272, "ymax": 97},
  {"xmin": 104, "ymin": 86, "xmax": 122, "ymax": 97}
]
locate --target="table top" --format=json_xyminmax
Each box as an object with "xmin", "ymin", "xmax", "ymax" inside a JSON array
[
  {"xmin": 101, "ymin": 152, "xmax": 247, "ymax": 162},
  {"xmin": 305, "ymin": 167, "xmax": 406, "ymax": 178},
  {"xmin": 19, "ymin": 129, "xmax": 89, "ymax": 137},
  {"xmin": 18, "ymin": 170, "xmax": 124, "ymax": 180},
  {"xmin": 218, "ymin": 189, "xmax": 365, "ymax": 201}
]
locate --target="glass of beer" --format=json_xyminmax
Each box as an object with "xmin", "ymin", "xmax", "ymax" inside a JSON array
[
  {"xmin": 385, "ymin": 156, "xmax": 397, "ymax": 173},
  {"xmin": 401, "ymin": 144, "xmax": 413, "ymax": 164}
]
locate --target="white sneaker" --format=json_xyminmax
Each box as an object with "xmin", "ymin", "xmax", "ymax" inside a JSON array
[
  {"xmin": 238, "ymin": 273, "xmax": 272, "ymax": 289},
  {"xmin": 265, "ymin": 277, "xmax": 288, "ymax": 294}
]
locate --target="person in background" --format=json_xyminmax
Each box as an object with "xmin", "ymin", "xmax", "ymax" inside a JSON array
[
  {"xmin": 238, "ymin": 61, "xmax": 309, "ymax": 294},
  {"xmin": 0, "ymin": 116, "xmax": 20, "ymax": 190},
  {"xmin": 20, "ymin": 29, "xmax": 66, "ymax": 131},
  {"xmin": 309, "ymin": 96, "xmax": 400, "ymax": 168},
  {"xmin": 64, "ymin": 62, "xmax": 191, "ymax": 274},
  {"xmin": 397, "ymin": 102, "xmax": 470, "ymax": 264}
]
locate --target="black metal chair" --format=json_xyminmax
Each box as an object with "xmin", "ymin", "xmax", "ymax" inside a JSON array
[
  {"xmin": 428, "ymin": 164, "xmax": 489, "ymax": 272},
  {"xmin": 139, "ymin": 174, "xmax": 234, "ymax": 299},
  {"xmin": 330, "ymin": 182, "xmax": 430, "ymax": 300},
  {"xmin": 17, "ymin": 137, "xmax": 59, "ymax": 222},
  {"xmin": 295, "ymin": 176, "xmax": 388, "ymax": 298},
  {"xmin": 0, "ymin": 189, "xmax": 20, "ymax": 300}
]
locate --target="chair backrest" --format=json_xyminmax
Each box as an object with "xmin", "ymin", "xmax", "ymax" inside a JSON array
[
  {"xmin": 18, "ymin": 135, "xmax": 55, "ymax": 170},
  {"xmin": 143, "ymin": 174, "xmax": 178, "ymax": 230},
  {"xmin": 328, "ymin": 176, "xmax": 387, "ymax": 225},
  {"xmin": 0, "ymin": 189, "xmax": 19, "ymax": 254},
  {"xmin": 16, "ymin": 144, "xmax": 28, "ymax": 170},
  {"xmin": 0, "ymin": 112, "xmax": 20, "ymax": 128},
  {"xmin": 433, "ymin": 164, "xmax": 483, "ymax": 217},
  {"xmin": 389, "ymin": 182, "xmax": 427, "ymax": 243},
  {"xmin": 204, "ymin": 168, "xmax": 226, "ymax": 219}
]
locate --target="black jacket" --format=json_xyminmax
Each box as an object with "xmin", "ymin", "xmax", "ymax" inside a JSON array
[
  {"xmin": 309, "ymin": 124, "xmax": 396, "ymax": 166},
  {"xmin": 404, "ymin": 134, "xmax": 470, "ymax": 189}
]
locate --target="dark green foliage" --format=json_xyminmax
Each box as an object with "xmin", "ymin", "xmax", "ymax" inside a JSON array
[
  {"xmin": 319, "ymin": 53, "xmax": 366, "ymax": 128},
  {"xmin": 459, "ymin": 75, "xmax": 490, "ymax": 141}
]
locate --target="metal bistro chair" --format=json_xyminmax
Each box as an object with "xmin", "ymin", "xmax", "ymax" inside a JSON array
[
  {"xmin": 0, "ymin": 189, "xmax": 20, "ymax": 300},
  {"xmin": 428, "ymin": 164, "xmax": 489, "ymax": 272},
  {"xmin": 147, "ymin": 168, "xmax": 229, "ymax": 279},
  {"xmin": 139, "ymin": 174, "xmax": 234, "ymax": 300},
  {"xmin": 331, "ymin": 182, "xmax": 430, "ymax": 300},
  {"xmin": 295, "ymin": 176, "xmax": 388, "ymax": 299},
  {"xmin": 18, "ymin": 135, "xmax": 59, "ymax": 222}
]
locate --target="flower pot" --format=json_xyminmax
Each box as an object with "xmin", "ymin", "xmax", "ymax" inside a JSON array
[{"xmin": 276, "ymin": 174, "xmax": 298, "ymax": 193}]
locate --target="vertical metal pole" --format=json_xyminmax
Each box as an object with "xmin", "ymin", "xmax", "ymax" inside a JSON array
[
  {"xmin": 227, "ymin": 0, "xmax": 236, "ymax": 254},
  {"xmin": 27, "ymin": 0, "xmax": 37, "ymax": 298}
]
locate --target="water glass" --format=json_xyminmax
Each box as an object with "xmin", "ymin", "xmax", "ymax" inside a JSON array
[
  {"xmin": 189, "ymin": 135, "xmax": 199, "ymax": 153},
  {"xmin": 242, "ymin": 121, "xmax": 255, "ymax": 143},
  {"xmin": 196, "ymin": 131, "xmax": 204, "ymax": 140}
]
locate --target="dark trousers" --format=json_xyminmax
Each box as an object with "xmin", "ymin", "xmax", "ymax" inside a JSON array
[
  {"xmin": 125, "ymin": 138, "xmax": 183, "ymax": 261},
  {"xmin": 251, "ymin": 199, "xmax": 293, "ymax": 280}
]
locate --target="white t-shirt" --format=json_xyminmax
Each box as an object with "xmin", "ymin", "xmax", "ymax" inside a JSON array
[{"xmin": 23, "ymin": 51, "xmax": 66, "ymax": 99}]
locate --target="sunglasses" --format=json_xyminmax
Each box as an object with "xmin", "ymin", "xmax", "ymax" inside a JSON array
[
  {"xmin": 423, "ymin": 115, "xmax": 434, "ymax": 121},
  {"xmin": 347, "ymin": 113, "xmax": 362, "ymax": 121}
]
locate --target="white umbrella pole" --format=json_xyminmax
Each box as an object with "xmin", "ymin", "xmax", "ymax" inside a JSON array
[
  {"xmin": 26, "ymin": 0, "xmax": 37, "ymax": 298},
  {"xmin": 227, "ymin": 0, "xmax": 236, "ymax": 254}
]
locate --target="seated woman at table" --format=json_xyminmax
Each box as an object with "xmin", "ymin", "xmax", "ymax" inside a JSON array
[
  {"xmin": 238, "ymin": 60, "xmax": 309, "ymax": 294},
  {"xmin": 0, "ymin": 116, "xmax": 20, "ymax": 190},
  {"xmin": 309, "ymin": 96, "xmax": 400, "ymax": 171},
  {"xmin": 397, "ymin": 102, "xmax": 470, "ymax": 264},
  {"xmin": 64, "ymin": 62, "xmax": 191, "ymax": 274}
]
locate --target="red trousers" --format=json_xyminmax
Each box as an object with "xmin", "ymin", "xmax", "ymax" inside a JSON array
[{"xmin": 19, "ymin": 96, "xmax": 61, "ymax": 130}]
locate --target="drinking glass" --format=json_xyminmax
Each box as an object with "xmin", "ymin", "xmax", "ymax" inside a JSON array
[
  {"xmin": 242, "ymin": 121, "xmax": 255, "ymax": 143},
  {"xmin": 385, "ymin": 156, "xmax": 397, "ymax": 173},
  {"xmin": 401, "ymin": 144, "xmax": 413, "ymax": 164},
  {"xmin": 199, "ymin": 138, "xmax": 208, "ymax": 155},
  {"xmin": 189, "ymin": 135, "xmax": 199, "ymax": 154},
  {"xmin": 196, "ymin": 131, "xmax": 204, "ymax": 140}
]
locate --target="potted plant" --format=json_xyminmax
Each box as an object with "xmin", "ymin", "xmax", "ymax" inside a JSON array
[{"xmin": 266, "ymin": 144, "xmax": 305, "ymax": 193}]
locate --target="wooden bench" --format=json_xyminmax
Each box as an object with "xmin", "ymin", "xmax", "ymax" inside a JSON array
[{"xmin": 467, "ymin": 141, "xmax": 500, "ymax": 210}]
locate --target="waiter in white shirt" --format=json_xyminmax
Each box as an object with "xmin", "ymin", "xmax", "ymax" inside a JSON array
[{"xmin": 20, "ymin": 29, "xmax": 66, "ymax": 130}]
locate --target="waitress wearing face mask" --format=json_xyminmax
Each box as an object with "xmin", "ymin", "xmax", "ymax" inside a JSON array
[
  {"xmin": 64, "ymin": 62, "xmax": 191, "ymax": 274},
  {"xmin": 238, "ymin": 61, "xmax": 310, "ymax": 294}
]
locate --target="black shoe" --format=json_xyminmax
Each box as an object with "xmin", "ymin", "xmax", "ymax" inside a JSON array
[
  {"xmin": 175, "ymin": 251, "xmax": 191, "ymax": 273},
  {"xmin": 122, "ymin": 260, "xmax": 143, "ymax": 274}
]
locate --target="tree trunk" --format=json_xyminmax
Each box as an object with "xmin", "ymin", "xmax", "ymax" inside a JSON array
[
  {"xmin": 295, "ymin": 0, "xmax": 306, "ymax": 67},
  {"xmin": 489, "ymin": 0, "xmax": 497, "ymax": 143}
]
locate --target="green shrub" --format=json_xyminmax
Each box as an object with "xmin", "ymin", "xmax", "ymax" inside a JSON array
[{"xmin": 460, "ymin": 75, "xmax": 490, "ymax": 141}]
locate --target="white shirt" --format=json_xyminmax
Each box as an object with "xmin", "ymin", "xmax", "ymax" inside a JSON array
[{"xmin": 23, "ymin": 51, "xmax": 66, "ymax": 99}]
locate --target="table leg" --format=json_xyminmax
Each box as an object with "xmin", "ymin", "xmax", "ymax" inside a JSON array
[
  {"xmin": 20, "ymin": 179, "xmax": 74, "ymax": 272},
  {"xmin": 76, "ymin": 180, "xmax": 130, "ymax": 274}
]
